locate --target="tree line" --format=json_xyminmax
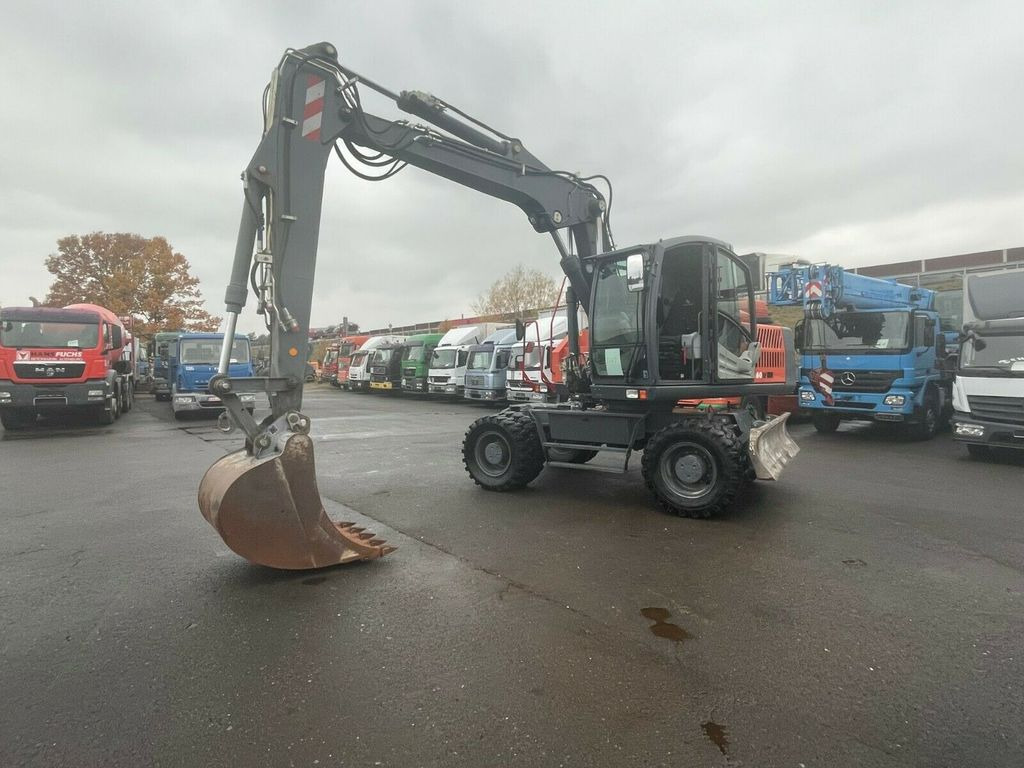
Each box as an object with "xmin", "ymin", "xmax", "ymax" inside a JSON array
[{"xmin": 18, "ymin": 232, "xmax": 561, "ymax": 337}]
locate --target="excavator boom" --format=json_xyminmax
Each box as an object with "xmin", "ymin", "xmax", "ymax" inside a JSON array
[{"xmin": 199, "ymin": 42, "xmax": 608, "ymax": 569}]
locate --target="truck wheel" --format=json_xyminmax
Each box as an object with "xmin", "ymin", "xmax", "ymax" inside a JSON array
[
  {"xmin": 463, "ymin": 411, "xmax": 544, "ymax": 491},
  {"xmin": 546, "ymin": 447, "xmax": 599, "ymax": 464},
  {"xmin": 641, "ymin": 419, "xmax": 744, "ymax": 518},
  {"xmin": 1, "ymin": 408, "xmax": 35, "ymax": 431},
  {"xmin": 911, "ymin": 392, "xmax": 940, "ymax": 441},
  {"xmin": 812, "ymin": 412, "xmax": 841, "ymax": 433},
  {"xmin": 97, "ymin": 397, "xmax": 118, "ymax": 425},
  {"xmin": 966, "ymin": 444, "xmax": 990, "ymax": 459}
]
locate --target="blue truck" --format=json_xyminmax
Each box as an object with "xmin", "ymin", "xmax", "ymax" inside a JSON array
[
  {"xmin": 170, "ymin": 332, "xmax": 256, "ymax": 420},
  {"xmin": 768, "ymin": 263, "xmax": 952, "ymax": 439}
]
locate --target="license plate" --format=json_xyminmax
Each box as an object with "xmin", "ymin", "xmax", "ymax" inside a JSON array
[{"xmin": 371, "ymin": 382, "xmax": 392, "ymax": 390}]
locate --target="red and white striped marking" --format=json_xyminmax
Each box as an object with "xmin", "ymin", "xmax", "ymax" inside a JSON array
[
  {"xmin": 301, "ymin": 75, "xmax": 325, "ymax": 141},
  {"xmin": 804, "ymin": 280, "xmax": 823, "ymax": 299},
  {"xmin": 809, "ymin": 365, "xmax": 835, "ymax": 405}
]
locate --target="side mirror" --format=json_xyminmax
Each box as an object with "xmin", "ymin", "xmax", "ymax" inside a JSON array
[
  {"xmin": 515, "ymin": 319, "xmax": 526, "ymax": 341},
  {"xmin": 110, "ymin": 325, "xmax": 123, "ymax": 350},
  {"xmin": 960, "ymin": 327, "xmax": 986, "ymax": 351},
  {"xmin": 626, "ymin": 253, "xmax": 645, "ymax": 292}
]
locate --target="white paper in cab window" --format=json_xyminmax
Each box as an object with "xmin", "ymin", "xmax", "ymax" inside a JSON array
[{"xmin": 604, "ymin": 348, "xmax": 623, "ymax": 376}]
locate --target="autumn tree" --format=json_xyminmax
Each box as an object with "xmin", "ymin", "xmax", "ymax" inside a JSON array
[
  {"xmin": 44, "ymin": 233, "xmax": 220, "ymax": 334},
  {"xmin": 472, "ymin": 264, "xmax": 561, "ymax": 316}
]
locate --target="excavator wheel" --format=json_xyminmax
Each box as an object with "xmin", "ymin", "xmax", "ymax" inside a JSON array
[
  {"xmin": 199, "ymin": 431, "xmax": 395, "ymax": 570},
  {"xmin": 641, "ymin": 419, "xmax": 744, "ymax": 518},
  {"xmin": 463, "ymin": 410, "xmax": 544, "ymax": 491}
]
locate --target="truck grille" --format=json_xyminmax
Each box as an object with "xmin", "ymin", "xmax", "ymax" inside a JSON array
[
  {"xmin": 969, "ymin": 395, "xmax": 1024, "ymax": 426},
  {"xmin": 465, "ymin": 375, "xmax": 485, "ymax": 387},
  {"xmin": 403, "ymin": 367, "xmax": 417, "ymax": 377},
  {"xmin": 14, "ymin": 362, "xmax": 86, "ymax": 380},
  {"xmin": 824, "ymin": 370, "xmax": 898, "ymax": 393},
  {"xmin": 429, "ymin": 376, "xmax": 449, "ymax": 384}
]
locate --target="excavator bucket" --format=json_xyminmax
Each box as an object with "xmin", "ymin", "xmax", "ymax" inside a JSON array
[
  {"xmin": 198, "ymin": 432, "xmax": 395, "ymax": 570},
  {"xmin": 747, "ymin": 412, "xmax": 800, "ymax": 481}
]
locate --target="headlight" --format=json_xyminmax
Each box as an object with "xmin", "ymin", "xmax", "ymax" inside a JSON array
[
  {"xmin": 954, "ymin": 423, "xmax": 985, "ymax": 437},
  {"xmin": 240, "ymin": 394, "xmax": 256, "ymax": 402},
  {"xmin": 0, "ymin": 391, "xmax": 12, "ymax": 398},
  {"xmin": 88, "ymin": 389, "xmax": 105, "ymax": 397},
  {"xmin": 800, "ymin": 390, "xmax": 815, "ymax": 402},
  {"xmin": 884, "ymin": 395, "xmax": 906, "ymax": 406},
  {"xmin": 175, "ymin": 395, "xmax": 195, "ymax": 403}
]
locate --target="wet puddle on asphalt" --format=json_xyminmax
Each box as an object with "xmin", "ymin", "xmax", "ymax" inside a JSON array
[
  {"xmin": 701, "ymin": 720, "xmax": 730, "ymax": 755},
  {"xmin": 640, "ymin": 607, "xmax": 692, "ymax": 643}
]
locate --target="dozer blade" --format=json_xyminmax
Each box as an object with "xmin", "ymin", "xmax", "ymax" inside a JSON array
[
  {"xmin": 198, "ymin": 432, "xmax": 395, "ymax": 570},
  {"xmin": 747, "ymin": 412, "xmax": 800, "ymax": 481}
]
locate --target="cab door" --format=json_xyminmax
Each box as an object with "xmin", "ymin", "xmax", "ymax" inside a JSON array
[{"xmin": 711, "ymin": 247, "xmax": 758, "ymax": 383}]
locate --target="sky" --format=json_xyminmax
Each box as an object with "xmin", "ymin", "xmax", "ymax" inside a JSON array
[{"xmin": 1, "ymin": 0, "xmax": 1021, "ymax": 333}]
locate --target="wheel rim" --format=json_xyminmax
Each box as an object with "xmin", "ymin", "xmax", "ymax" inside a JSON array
[
  {"xmin": 474, "ymin": 429, "xmax": 512, "ymax": 478},
  {"xmin": 659, "ymin": 442, "xmax": 718, "ymax": 500}
]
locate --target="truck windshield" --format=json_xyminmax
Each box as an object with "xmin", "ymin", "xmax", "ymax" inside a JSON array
[
  {"xmin": 432, "ymin": 348, "xmax": 458, "ymax": 369},
  {"xmin": 522, "ymin": 346, "xmax": 544, "ymax": 370},
  {"xmin": 403, "ymin": 344, "xmax": 426, "ymax": 362},
  {"xmin": 803, "ymin": 312, "xmax": 910, "ymax": 353},
  {"xmin": 180, "ymin": 339, "xmax": 250, "ymax": 365},
  {"xmin": 323, "ymin": 350, "xmax": 337, "ymax": 366},
  {"xmin": 1, "ymin": 320, "xmax": 99, "ymax": 349},
  {"xmin": 467, "ymin": 350, "xmax": 493, "ymax": 370},
  {"xmin": 961, "ymin": 333, "xmax": 1024, "ymax": 374},
  {"xmin": 350, "ymin": 351, "xmax": 368, "ymax": 369},
  {"xmin": 373, "ymin": 348, "xmax": 395, "ymax": 364}
]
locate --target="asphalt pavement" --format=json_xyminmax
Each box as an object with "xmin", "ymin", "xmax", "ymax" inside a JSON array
[{"xmin": 1, "ymin": 386, "xmax": 1022, "ymax": 767}]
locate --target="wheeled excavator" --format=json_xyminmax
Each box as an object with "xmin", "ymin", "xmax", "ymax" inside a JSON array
[{"xmin": 198, "ymin": 42, "xmax": 799, "ymax": 570}]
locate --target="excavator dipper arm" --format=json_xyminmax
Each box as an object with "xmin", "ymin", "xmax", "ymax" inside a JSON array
[{"xmin": 200, "ymin": 42, "xmax": 607, "ymax": 569}]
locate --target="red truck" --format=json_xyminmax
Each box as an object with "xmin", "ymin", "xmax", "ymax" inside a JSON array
[
  {"xmin": 0, "ymin": 303, "xmax": 134, "ymax": 429},
  {"xmin": 331, "ymin": 334, "xmax": 370, "ymax": 388}
]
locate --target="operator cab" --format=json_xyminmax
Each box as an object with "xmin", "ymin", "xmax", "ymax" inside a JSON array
[{"xmin": 585, "ymin": 237, "xmax": 761, "ymax": 402}]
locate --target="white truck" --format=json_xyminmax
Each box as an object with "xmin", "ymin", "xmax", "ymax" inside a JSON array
[
  {"xmin": 346, "ymin": 335, "xmax": 406, "ymax": 392},
  {"xmin": 427, "ymin": 323, "xmax": 506, "ymax": 396},
  {"xmin": 951, "ymin": 268, "xmax": 1024, "ymax": 457},
  {"xmin": 506, "ymin": 314, "xmax": 569, "ymax": 403}
]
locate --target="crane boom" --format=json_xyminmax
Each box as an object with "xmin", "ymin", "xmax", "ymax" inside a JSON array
[{"xmin": 767, "ymin": 263, "xmax": 934, "ymax": 318}]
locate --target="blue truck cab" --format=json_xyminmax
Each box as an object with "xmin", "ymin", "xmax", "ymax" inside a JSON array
[
  {"xmin": 170, "ymin": 333, "xmax": 256, "ymax": 419},
  {"xmin": 770, "ymin": 264, "xmax": 951, "ymax": 438}
]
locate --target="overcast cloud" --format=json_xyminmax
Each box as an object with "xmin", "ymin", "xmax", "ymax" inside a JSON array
[{"xmin": 1, "ymin": 0, "xmax": 1021, "ymax": 332}]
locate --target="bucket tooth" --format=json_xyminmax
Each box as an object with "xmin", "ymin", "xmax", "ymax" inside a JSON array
[{"xmin": 198, "ymin": 432, "xmax": 396, "ymax": 570}]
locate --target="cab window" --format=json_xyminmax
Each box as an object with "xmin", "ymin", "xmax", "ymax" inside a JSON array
[{"xmin": 715, "ymin": 248, "xmax": 755, "ymax": 380}]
